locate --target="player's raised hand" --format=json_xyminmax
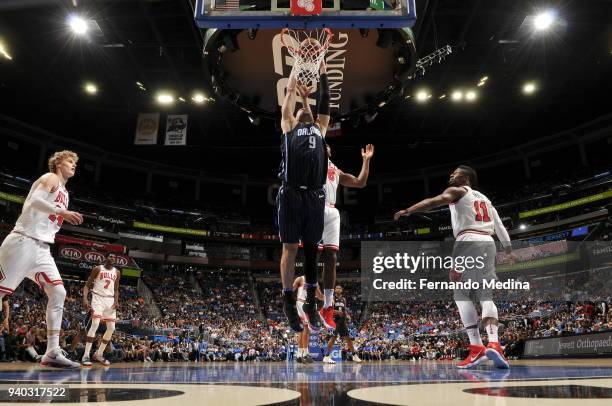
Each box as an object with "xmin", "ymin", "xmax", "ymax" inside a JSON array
[
  {"xmin": 393, "ymin": 209, "xmax": 407, "ymax": 221},
  {"xmin": 58, "ymin": 209, "xmax": 83, "ymax": 225},
  {"xmin": 362, "ymin": 144, "xmax": 374, "ymax": 160},
  {"xmin": 287, "ymin": 68, "xmax": 298, "ymax": 91},
  {"xmin": 319, "ymin": 59, "xmax": 327, "ymax": 74},
  {"xmin": 297, "ymin": 84, "xmax": 313, "ymax": 98}
]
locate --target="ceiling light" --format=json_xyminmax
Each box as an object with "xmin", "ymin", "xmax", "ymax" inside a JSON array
[
  {"xmin": 438, "ymin": 94, "xmax": 446, "ymax": 99},
  {"xmin": 0, "ymin": 43, "xmax": 12, "ymax": 60},
  {"xmin": 69, "ymin": 16, "xmax": 89, "ymax": 35},
  {"xmin": 477, "ymin": 81, "xmax": 486, "ymax": 87},
  {"xmin": 84, "ymin": 82, "xmax": 97, "ymax": 95},
  {"xmin": 451, "ymin": 91, "xmax": 463, "ymax": 102},
  {"xmin": 533, "ymin": 11, "xmax": 555, "ymax": 31},
  {"xmin": 192, "ymin": 93, "xmax": 206, "ymax": 104},
  {"xmin": 465, "ymin": 90, "xmax": 477, "ymax": 102},
  {"xmin": 522, "ymin": 82, "xmax": 537, "ymax": 95},
  {"xmin": 480, "ymin": 76, "xmax": 488, "ymax": 82},
  {"xmin": 519, "ymin": 224, "xmax": 527, "ymax": 230},
  {"xmin": 178, "ymin": 97, "xmax": 186, "ymax": 102},
  {"xmin": 156, "ymin": 92, "xmax": 174, "ymax": 105},
  {"xmin": 416, "ymin": 90, "xmax": 430, "ymax": 103}
]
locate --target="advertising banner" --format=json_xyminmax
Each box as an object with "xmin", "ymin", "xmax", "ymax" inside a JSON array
[{"xmin": 524, "ymin": 331, "xmax": 612, "ymax": 357}]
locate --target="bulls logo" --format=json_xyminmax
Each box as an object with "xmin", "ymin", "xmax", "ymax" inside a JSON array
[
  {"xmin": 297, "ymin": 0, "xmax": 315, "ymax": 12},
  {"xmin": 327, "ymin": 166, "xmax": 336, "ymax": 182},
  {"xmin": 60, "ymin": 247, "xmax": 82, "ymax": 260},
  {"xmin": 85, "ymin": 251, "xmax": 105, "ymax": 263}
]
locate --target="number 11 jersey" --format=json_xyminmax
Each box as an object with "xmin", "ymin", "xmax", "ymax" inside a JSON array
[{"xmin": 449, "ymin": 186, "xmax": 496, "ymax": 238}]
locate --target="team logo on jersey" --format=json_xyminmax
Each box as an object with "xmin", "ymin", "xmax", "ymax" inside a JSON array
[
  {"xmin": 327, "ymin": 166, "xmax": 336, "ymax": 181},
  {"xmin": 60, "ymin": 247, "xmax": 82, "ymax": 260}
]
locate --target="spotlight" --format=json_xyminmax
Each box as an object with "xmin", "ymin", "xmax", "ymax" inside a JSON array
[
  {"xmin": 178, "ymin": 97, "xmax": 186, "ymax": 102},
  {"xmin": 156, "ymin": 92, "xmax": 174, "ymax": 105},
  {"xmin": 192, "ymin": 93, "xmax": 206, "ymax": 104},
  {"xmin": 480, "ymin": 76, "xmax": 488, "ymax": 82},
  {"xmin": 519, "ymin": 224, "xmax": 527, "ymax": 230},
  {"xmin": 438, "ymin": 94, "xmax": 446, "ymax": 99},
  {"xmin": 416, "ymin": 90, "xmax": 430, "ymax": 103},
  {"xmin": 451, "ymin": 91, "xmax": 463, "ymax": 102},
  {"xmin": 136, "ymin": 81, "xmax": 146, "ymax": 91},
  {"xmin": 248, "ymin": 115, "xmax": 260, "ymax": 125},
  {"xmin": 84, "ymin": 82, "xmax": 97, "ymax": 95},
  {"xmin": 69, "ymin": 15, "xmax": 89, "ymax": 35},
  {"xmin": 0, "ymin": 42, "xmax": 12, "ymax": 60},
  {"xmin": 534, "ymin": 11, "xmax": 555, "ymax": 31},
  {"xmin": 522, "ymin": 82, "xmax": 537, "ymax": 95},
  {"xmin": 465, "ymin": 90, "xmax": 477, "ymax": 102}
]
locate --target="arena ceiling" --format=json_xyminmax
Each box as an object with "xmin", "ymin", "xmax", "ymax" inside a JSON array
[{"xmin": 0, "ymin": 0, "xmax": 610, "ymax": 177}]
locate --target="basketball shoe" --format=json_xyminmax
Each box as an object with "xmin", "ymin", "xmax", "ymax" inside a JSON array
[
  {"xmin": 92, "ymin": 353, "xmax": 110, "ymax": 366},
  {"xmin": 322, "ymin": 355, "xmax": 335, "ymax": 364},
  {"xmin": 302, "ymin": 301, "xmax": 321, "ymax": 331},
  {"xmin": 81, "ymin": 356, "xmax": 92, "ymax": 367},
  {"xmin": 485, "ymin": 342, "xmax": 509, "ymax": 369},
  {"xmin": 40, "ymin": 348, "xmax": 81, "ymax": 369},
  {"xmin": 456, "ymin": 345, "xmax": 488, "ymax": 369},
  {"xmin": 318, "ymin": 306, "xmax": 336, "ymax": 329},
  {"xmin": 283, "ymin": 294, "xmax": 304, "ymax": 332}
]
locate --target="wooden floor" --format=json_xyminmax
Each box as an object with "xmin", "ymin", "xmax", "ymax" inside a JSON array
[{"xmin": 0, "ymin": 359, "xmax": 611, "ymax": 405}]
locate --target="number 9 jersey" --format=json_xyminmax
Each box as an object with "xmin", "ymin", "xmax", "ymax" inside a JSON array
[{"xmin": 449, "ymin": 186, "xmax": 510, "ymax": 244}]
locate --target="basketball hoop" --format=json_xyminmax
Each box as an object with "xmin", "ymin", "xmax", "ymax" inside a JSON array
[{"xmin": 280, "ymin": 28, "xmax": 333, "ymax": 86}]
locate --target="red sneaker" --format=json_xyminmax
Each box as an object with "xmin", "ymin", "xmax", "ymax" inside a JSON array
[
  {"xmin": 319, "ymin": 306, "xmax": 336, "ymax": 329},
  {"xmin": 457, "ymin": 345, "xmax": 488, "ymax": 369},
  {"xmin": 485, "ymin": 342, "xmax": 509, "ymax": 369}
]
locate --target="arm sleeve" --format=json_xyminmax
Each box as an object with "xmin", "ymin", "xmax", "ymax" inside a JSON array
[
  {"xmin": 28, "ymin": 184, "xmax": 59, "ymax": 215},
  {"xmin": 317, "ymin": 74, "xmax": 330, "ymax": 116},
  {"xmin": 491, "ymin": 206, "xmax": 511, "ymax": 248}
]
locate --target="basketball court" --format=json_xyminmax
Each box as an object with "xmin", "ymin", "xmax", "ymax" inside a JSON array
[{"xmin": 1, "ymin": 360, "xmax": 612, "ymax": 405}]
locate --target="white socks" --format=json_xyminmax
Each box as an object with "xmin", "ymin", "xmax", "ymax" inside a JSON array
[
  {"xmin": 485, "ymin": 323, "xmax": 499, "ymax": 343},
  {"xmin": 323, "ymin": 289, "xmax": 334, "ymax": 308}
]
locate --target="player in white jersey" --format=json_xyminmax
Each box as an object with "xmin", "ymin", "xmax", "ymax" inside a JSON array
[
  {"xmin": 394, "ymin": 165, "xmax": 512, "ymax": 369},
  {"xmin": 293, "ymin": 275, "xmax": 323, "ymax": 364},
  {"xmin": 0, "ymin": 150, "xmax": 83, "ymax": 368},
  {"xmin": 82, "ymin": 253, "xmax": 121, "ymax": 366},
  {"xmin": 318, "ymin": 144, "xmax": 374, "ymax": 329}
]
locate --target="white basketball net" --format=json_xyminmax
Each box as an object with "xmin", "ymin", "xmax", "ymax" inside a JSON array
[{"xmin": 281, "ymin": 28, "xmax": 333, "ymax": 86}]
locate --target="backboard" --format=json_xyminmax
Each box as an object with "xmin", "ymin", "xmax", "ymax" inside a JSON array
[{"xmin": 194, "ymin": 0, "xmax": 417, "ymax": 29}]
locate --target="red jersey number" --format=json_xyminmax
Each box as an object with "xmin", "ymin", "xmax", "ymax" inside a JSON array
[
  {"xmin": 473, "ymin": 201, "xmax": 491, "ymax": 222},
  {"xmin": 48, "ymin": 213, "xmax": 64, "ymax": 227},
  {"xmin": 104, "ymin": 279, "xmax": 111, "ymax": 289}
]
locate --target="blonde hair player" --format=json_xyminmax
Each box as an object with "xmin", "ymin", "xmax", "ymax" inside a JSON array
[
  {"xmin": 394, "ymin": 165, "xmax": 513, "ymax": 369},
  {"xmin": 0, "ymin": 150, "xmax": 83, "ymax": 368},
  {"xmin": 318, "ymin": 144, "xmax": 374, "ymax": 330},
  {"xmin": 82, "ymin": 253, "xmax": 121, "ymax": 366}
]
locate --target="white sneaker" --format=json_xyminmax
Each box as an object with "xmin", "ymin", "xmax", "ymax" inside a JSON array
[
  {"xmin": 352, "ymin": 354, "xmax": 362, "ymax": 363},
  {"xmin": 92, "ymin": 353, "xmax": 110, "ymax": 366},
  {"xmin": 322, "ymin": 356, "xmax": 335, "ymax": 364},
  {"xmin": 40, "ymin": 348, "xmax": 80, "ymax": 369},
  {"xmin": 82, "ymin": 356, "xmax": 92, "ymax": 367}
]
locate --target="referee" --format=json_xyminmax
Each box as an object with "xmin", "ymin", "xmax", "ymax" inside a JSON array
[{"xmin": 278, "ymin": 62, "xmax": 331, "ymax": 332}]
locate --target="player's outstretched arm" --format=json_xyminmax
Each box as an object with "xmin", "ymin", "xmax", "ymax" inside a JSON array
[
  {"xmin": 393, "ymin": 187, "xmax": 466, "ymax": 221},
  {"xmin": 316, "ymin": 61, "xmax": 331, "ymax": 135},
  {"xmin": 30, "ymin": 173, "xmax": 83, "ymax": 225},
  {"xmin": 491, "ymin": 206, "xmax": 512, "ymax": 254},
  {"xmin": 281, "ymin": 70, "xmax": 298, "ymax": 133},
  {"xmin": 339, "ymin": 144, "xmax": 374, "ymax": 188}
]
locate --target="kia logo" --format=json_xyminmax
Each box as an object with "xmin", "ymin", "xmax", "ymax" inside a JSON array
[
  {"xmin": 61, "ymin": 247, "xmax": 82, "ymax": 260},
  {"xmin": 84, "ymin": 251, "xmax": 105, "ymax": 263},
  {"xmin": 115, "ymin": 256, "xmax": 128, "ymax": 266}
]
